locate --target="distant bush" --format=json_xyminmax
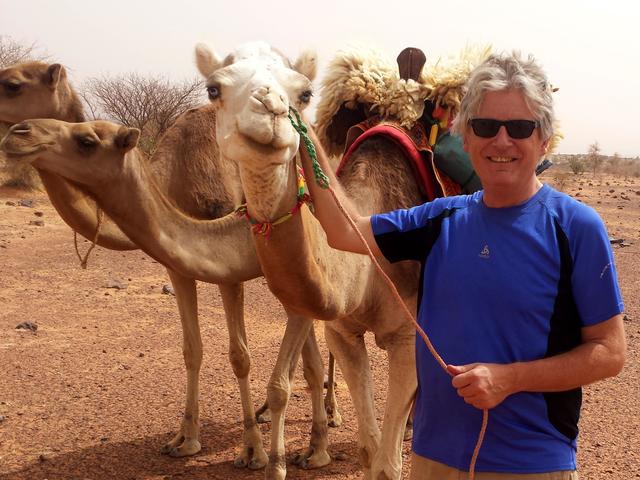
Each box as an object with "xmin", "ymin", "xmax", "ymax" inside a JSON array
[{"xmin": 568, "ymin": 155, "xmax": 585, "ymax": 174}]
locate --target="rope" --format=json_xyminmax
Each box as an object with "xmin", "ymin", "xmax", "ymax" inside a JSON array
[
  {"xmin": 73, "ymin": 206, "xmax": 104, "ymax": 269},
  {"xmin": 291, "ymin": 109, "xmax": 487, "ymax": 480},
  {"xmin": 288, "ymin": 108, "xmax": 330, "ymax": 189}
]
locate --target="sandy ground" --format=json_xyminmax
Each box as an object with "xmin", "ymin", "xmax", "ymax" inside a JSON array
[{"xmin": 0, "ymin": 171, "xmax": 638, "ymax": 479}]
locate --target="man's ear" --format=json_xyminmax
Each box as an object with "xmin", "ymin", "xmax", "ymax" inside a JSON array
[
  {"xmin": 541, "ymin": 137, "xmax": 550, "ymax": 155},
  {"xmin": 44, "ymin": 64, "xmax": 64, "ymax": 90},
  {"xmin": 115, "ymin": 127, "xmax": 140, "ymax": 152}
]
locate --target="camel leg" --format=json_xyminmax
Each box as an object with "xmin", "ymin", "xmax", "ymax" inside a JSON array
[
  {"xmin": 161, "ymin": 269, "xmax": 202, "ymax": 457},
  {"xmin": 218, "ymin": 283, "xmax": 269, "ymax": 470},
  {"xmin": 370, "ymin": 330, "xmax": 417, "ymax": 480},
  {"xmin": 324, "ymin": 352, "xmax": 343, "ymax": 427},
  {"xmin": 291, "ymin": 326, "xmax": 332, "ymax": 469},
  {"xmin": 264, "ymin": 311, "xmax": 313, "ymax": 480},
  {"xmin": 324, "ymin": 323, "xmax": 381, "ymax": 480}
]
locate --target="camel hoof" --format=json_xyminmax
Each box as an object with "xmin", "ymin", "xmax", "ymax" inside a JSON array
[
  {"xmin": 165, "ymin": 438, "xmax": 201, "ymax": 457},
  {"xmin": 255, "ymin": 409, "xmax": 271, "ymax": 424},
  {"xmin": 325, "ymin": 403, "xmax": 343, "ymax": 427},
  {"xmin": 255, "ymin": 402, "xmax": 271, "ymax": 424},
  {"xmin": 293, "ymin": 449, "xmax": 332, "ymax": 469},
  {"xmin": 233, "ymin": 447, "xmax": 268, "ymax": 470},
  {"xmin": 265, "ymin": 464, "xmax": 286, "ymax": 480},
  {"xmin": 248, "ymin": 457, "xmax": 267, "ymax": 470},
  {"xmin": 327, "ymin": 410, "xmax": 343, "ymax": 428}
]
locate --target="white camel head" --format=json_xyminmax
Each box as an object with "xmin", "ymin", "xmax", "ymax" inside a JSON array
[
  {"xmin": 194, "ymin": 41, "xmax": 317, "ymax": 169},
  {"xmin": 0, "ymin": 119, "xmax": 140, "ymax": 185}
]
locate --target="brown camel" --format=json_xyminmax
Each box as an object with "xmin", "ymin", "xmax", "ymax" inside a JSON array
[
  {"xmin": 193, "ymin": 40, "xmax": 430, "ymax": 480},
  {"xmin": 0, "ymin": 60, "xmax": 340, "ymax": 469}
]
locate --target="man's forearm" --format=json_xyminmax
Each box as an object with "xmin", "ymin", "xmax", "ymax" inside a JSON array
[
  {"xmin": 298, "ymin": 125, "xmax": 377, "ymax": 254},
  {"xmin": 510, "ymin": 318, "xmax": 626, "ymax": 394},
  {"xmin": 450, "ymin": 314, "xmax": 626, "ymax": 409}
]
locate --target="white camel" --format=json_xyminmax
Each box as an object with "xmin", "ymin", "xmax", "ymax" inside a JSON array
[{"xmin": 195, "ymin": 41, "xmax": 422, "ymax": 480}]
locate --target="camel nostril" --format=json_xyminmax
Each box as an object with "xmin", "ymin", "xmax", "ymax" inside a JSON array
[
  {"xmin": 261, "ymin": 93, "xmax": 288, "ymax": 116},
  {"xmin": 10, "ymin": 123, "xmax": 31, "ymax": 134}
]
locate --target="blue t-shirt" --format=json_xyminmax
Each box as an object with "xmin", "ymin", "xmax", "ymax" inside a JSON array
[{"xmin": 371, "ymin": 184, "xmax": 623, "ymax": 473}]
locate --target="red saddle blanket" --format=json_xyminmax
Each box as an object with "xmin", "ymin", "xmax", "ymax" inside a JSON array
[{"xmin": 336, "ymin": 117, "xmax": 461, "ymax": 200}]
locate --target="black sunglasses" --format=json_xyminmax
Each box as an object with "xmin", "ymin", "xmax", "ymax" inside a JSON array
[{"xmin": 469, "ymin": 118, "xmax": 539, "ymax": 139}]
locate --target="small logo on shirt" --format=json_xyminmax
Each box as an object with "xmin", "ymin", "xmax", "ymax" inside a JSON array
[{"xmin": 479, "ymin": 245, "xmax": 490, "ymax": 259}]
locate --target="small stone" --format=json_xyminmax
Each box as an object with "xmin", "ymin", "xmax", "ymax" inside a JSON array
[
  {"xmin": 29, "ymin": 220, "xmax": 44, "ymax": 227},
  {"xmin": 16, "ymin": 321, "xmax": 38, "ymax": 332},
  {"xmin": 18, "ymin": 199, "xmax": 34, "ymax": 207},
  {"xmin": 34, "ymin": 211, "xmax": 44, "ymax": 217},
  {"xmin": 38, "ymin": 454, "xmax": 48, "ymax": 462},
  {"xmin": 333, "ymin": 451, "xmax": 349, "ymax": 461},
  {"xmin": 162, "ymin": 284, "xmax": 175, "ymax": 296},
  {"xmin": 138, "ymin": 352, "xmax": 145, "ymax": 358},
  {"xmin": 0, "ymin": 415, "xmax": 5, "ymax": 423},
  {"xmin": 5, "ymin": 201, "xmax": 16, "ymax": 206},
  {"xmin": 105, "ymin": 279, "xmax": 127, "ymax": 290}
]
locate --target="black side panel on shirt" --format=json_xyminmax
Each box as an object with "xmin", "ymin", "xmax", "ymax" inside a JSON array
[
  {"xmin": 543, "ymin": 219, "xmax": 583, "ymax": 440},
  {"xmin": 375, "ymin": 208, "xmax": 457, "ymax": 263}
]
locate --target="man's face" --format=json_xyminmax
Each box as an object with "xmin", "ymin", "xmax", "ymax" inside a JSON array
[{"xmin": 463, "ymin": 89, "xmax": 548, "ymax": 195}]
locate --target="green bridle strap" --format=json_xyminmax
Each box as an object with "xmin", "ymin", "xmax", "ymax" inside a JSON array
[{"xmin": 288, "ymin": 108, "xmax": 330, "ymax": 189}]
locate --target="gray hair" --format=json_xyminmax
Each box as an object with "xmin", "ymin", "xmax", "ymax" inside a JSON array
[{"xmin": 452, "ymin": 51, "xmax": 555, "ymax": 141}]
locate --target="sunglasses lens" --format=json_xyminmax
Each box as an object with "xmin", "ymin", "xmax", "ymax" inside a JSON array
[
  {"xmin": 470, "ymin": 119, "xmax": 537, "ymax": 139},
  {"xmin": 470, "ymin": 119, "xmax": 500, "ymax": 137},
  {"xmin": 506, "ymin": 120, "xmax": 537, "ymax": 139}
]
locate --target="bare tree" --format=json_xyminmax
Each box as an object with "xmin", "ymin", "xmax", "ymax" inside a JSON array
[
  {"xmin": 586, "ymin": 141, "xmax": 603, "ymax": 176},
  {"xmin": 82, "ymin": 74, "xmax": 205, "ymax": 154},
  {"xmin": 0, "ymin": 36, "xmax": 46, "ymax": 68}
]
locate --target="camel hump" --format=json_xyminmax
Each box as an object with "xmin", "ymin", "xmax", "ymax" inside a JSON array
[{"xmin": 397, "ymin": 48, "xmax": 426, "ymax": 81}]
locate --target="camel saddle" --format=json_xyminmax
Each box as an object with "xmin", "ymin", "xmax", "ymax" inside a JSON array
[{"xmin": 337, "ymin": 116, "xmax": 473, "ymax": 200}]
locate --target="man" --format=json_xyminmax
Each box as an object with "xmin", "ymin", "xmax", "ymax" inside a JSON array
[{"xmin": 299, "ymin": 52, "xmax": 626, "ymax": 479}]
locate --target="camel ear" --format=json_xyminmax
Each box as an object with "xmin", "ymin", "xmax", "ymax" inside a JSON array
[
  {"xmin": 115, "ymin": 127, "xmax": 140, "ymax": 152},
  {"xmin": 293, "ymin": 50, "xmax": 317, "ymax": 81},
  {"xmin": 44, "ymin": 64, "xmax": 64, "ymax": 89},
  {"xmin": 195, "ymin": 43, "xmax": 222, "ymax": 79}
]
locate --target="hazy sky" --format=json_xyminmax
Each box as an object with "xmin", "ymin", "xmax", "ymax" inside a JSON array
[{"xmin": 2, "ymin": 0, "xmax": 638, "ymax": 157}]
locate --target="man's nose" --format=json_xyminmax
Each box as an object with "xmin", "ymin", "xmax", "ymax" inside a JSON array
[{"xmin": 492, "ymin": 125, "xmax": 514, "ymax": 147}]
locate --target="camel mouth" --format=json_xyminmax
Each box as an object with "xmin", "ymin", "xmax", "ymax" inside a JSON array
[
  {"xmin": 0, "ymin": 143, "xmax": 49, "ymax": 161},
  {"xmin": 238, "ymin": 130, "xmax": 295, "ymax": 159}
]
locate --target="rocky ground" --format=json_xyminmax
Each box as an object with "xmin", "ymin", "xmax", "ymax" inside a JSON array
[{"xmin": 0, "ymin": 170, "xmax": 638, "ymax": 479}]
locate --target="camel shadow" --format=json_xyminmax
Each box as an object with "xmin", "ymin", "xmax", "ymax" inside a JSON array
[{"xmin": 1, "ymin": 419, "xmax": 363, "ymax": 480}]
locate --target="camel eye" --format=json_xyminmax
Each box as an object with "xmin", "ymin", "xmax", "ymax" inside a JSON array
[
  {"xmin": 77, "ymin": 136, "xmax": 97, "ymax": 149},
  {"xmin": 207, "ymin": 85, "xmax": 220, "ymax": 100},
  {"xmin": 299, "ymin": 90, "xmax": 313, "ymax": 104},
  {"xmin": 3, "ymin": 81, "xmax": 21, "ymax": 95}
]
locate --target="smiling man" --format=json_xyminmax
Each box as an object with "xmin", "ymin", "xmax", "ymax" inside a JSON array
[{"xmin": 300, "ymin": 51, "xmax": 626, "ymax": 479}]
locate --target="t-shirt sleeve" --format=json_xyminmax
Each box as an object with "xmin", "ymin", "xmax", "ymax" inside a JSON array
[
  {"xmin": 370, "ymin": 201, "xmax": 436, "ymax": 263},
  {"xmin": 568, "ymin": 206, "xmax": 624, "ymax": 326}
]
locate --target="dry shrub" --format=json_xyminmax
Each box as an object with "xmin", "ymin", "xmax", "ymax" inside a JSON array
[
  {"xmin": 552, "ymin": 172, "xmax": 572, "ymax": 192},
  {"xmin": 604, "ymin": 157, "xmax": 640, "ymax": 178},
  {"xmin": 0, "ymin": 152, "xmax": 42, "ymax": 190}
]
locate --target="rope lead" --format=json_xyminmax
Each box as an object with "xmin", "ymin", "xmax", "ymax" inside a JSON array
[{"xmin": 288, "ymin": 108, "xmax": 330, "ymax": 189}]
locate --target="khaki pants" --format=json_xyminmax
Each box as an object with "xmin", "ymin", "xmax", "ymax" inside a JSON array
[{"xmin": 410, "ymin": 453, "xmax": 579, "ymax": 480}]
